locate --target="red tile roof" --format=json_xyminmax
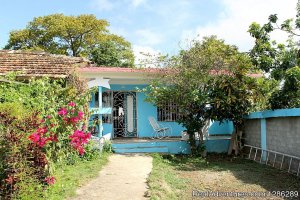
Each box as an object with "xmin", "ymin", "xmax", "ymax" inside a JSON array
[
  {"xmin": 0, "ymin": 50, "xmax": 92, "ymax": 78},
  {"xmin": 78, "ymin": 66, "xmax": 165, "ymax": 73},
  {"xmin": 0, "ymin": 50, "xmax": 262, "ymax": 79}
]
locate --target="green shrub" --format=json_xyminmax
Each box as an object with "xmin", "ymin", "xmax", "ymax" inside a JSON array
[
  {"xmin": 103, "ymin": 140, "xmax": 113, "ymax": 153},
  {"xmin": 270, "ymin": 66, "xmax": 300, "ymax": 109}
]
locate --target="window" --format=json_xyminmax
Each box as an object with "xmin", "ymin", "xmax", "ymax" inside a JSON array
[
  {"xmin": 102, "ymin": 114, "xmax": 112, "ymax": 123},
  {"xmin": 157, "ymin": 102, "xmax": 180, "ymax": 122},
  {"xmin": 102, "ymin": 91, "xmax": 112, "ymax": 107},
  {"xmin": 92, "ymin": 91, "xmax": 112, "ymax": 108}
]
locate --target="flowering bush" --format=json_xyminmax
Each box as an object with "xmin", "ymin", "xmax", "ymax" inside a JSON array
[
  {"xmin": 0, "ymin": 75, "xmax": 95, "ymax": 199},
  {"xmin": 28, "ymin": 101, "xmax": 92, "ymax": 162},
  {"xmin": 69, "ymin": 130, "xmax": 91, "ymax": 155}
]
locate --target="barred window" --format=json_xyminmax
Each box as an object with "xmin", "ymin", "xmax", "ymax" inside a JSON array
[
  {"xmin": 157, "ymin": 102, "xmax": 180, "ymax": 122},
  {"xmin": 102, "ymin": 91, "xmax": 112, "ymax": 107}
]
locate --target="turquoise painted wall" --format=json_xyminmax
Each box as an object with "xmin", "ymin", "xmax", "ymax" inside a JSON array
[
  {"xmin": 246, "ymin": 108, "xmax": 300, "ymax": 119},
  {"xmin": 103, "ymin": 123, "xmax": 112, "ymax": 136},
  {"xmin": 102, "ymin": 84, "xmax": 185, "ymax": 138},
  {"xmin": 89, "ymin": 84, "xmax": 234, "ymax": 138},
  {"xmin": 208, "ymin": 120, "xmax": 234, "ymax": 135}
]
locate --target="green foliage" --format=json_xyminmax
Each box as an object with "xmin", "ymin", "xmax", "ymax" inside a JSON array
[
  {"xmin": 248, "ymin": 13, "xmax": 300, "ymax": 79},
  {"xmin": 5, "ymin": 14, "xmax": 134, "ymax": 67},
  {"xmin": 207, "ymin": 51, "xmax": 258, "ymax": 128},
  {"xmin": 251, "ymin": 77, "xmax": 279, "ymax": 111},
  {"xmin": 248, "ymin": 1, "xmax": 300, "ymax": 109},
  {"xmin": 270, "ymin": 66, "xmax": 300, "ymax": 109},
  {"xmin": 15, "ymin": 176, "xmax": 45, "ymax": 200},
  {"xmin": 90, "ymin": 40, "xmax": 134, "ymax": 67},
  {"xmin": 145, "ymin": 36, "xmax": 258, "ymax": 154},
  {"xmin": 102, "ymin": 140, "xmax": 113, "ymax": 153},
  {"xmin": 0, "ymin": 102, "xmax": 46, "ymax": 199}
]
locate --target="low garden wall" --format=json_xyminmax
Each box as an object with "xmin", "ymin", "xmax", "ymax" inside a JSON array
[{"xmin": 244, "ymin": 108, "xmax": 300, "ymax": 158}]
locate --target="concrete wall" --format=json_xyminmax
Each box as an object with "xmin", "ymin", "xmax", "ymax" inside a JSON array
[
  {"xmin": 266, "ymin": 117, "xmax": 300, "ymax": 158},
  {"xmin": 244, "ymin": 119, "xmax": 261, "ymax": 148},
  {"xmin": 244, "ymin": 109, "xmax": 300, "ymax": 158}
]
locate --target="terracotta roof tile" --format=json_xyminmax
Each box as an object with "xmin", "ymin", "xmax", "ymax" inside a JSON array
[
  {"xmin": 0, "ymin": 50, "xmax": 92, "ymax": 78},
  {"xmin": 78, "ymin": 66, "xmax": 165, "ymax": 73}
]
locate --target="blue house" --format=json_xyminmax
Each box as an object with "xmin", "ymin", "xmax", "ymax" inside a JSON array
[
  {"xmin": 0, "ymin": 50, "xmax": 233, "ymax": 154},
  {"xmin": 79, "ymin": 67, "xmax": 233, "ymax": 154}
]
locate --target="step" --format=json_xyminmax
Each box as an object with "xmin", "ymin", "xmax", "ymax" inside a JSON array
[
  {"xmin": 112, "ymin": 142, "xmax": 160, "ymax": 149},
  {"xmin": 113, "ymin": 146, "xmax": 169, "ymax": 153}
]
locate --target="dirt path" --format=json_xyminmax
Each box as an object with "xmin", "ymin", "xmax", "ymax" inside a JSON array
[{"xmin": 72, "ymin": 154, "xmax": 153, "ymax": 200}]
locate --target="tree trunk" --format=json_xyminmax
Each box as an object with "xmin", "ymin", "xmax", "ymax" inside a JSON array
[
  {"xmin": 198, "ymin": 129, "xmax": 207, "ymax": 157},
  {"xmin": 188, "ymin": 130, "xmax": 196, "ymax": 154},
  {"xmin": 228, "ymin": 126, "xmax": 242, "ymax": 155}
]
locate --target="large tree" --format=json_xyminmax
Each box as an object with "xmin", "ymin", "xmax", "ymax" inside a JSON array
[
  {"xmin": 5, "ymin": 14, "xmax": 134, "ymax": 67},
  {"xmin": 145, "ymin": 36, "xmax": 259, "ymax": 155},
  {"xmin": 248, "ymin": 0, "xmax": 300, "ymax": 109}
]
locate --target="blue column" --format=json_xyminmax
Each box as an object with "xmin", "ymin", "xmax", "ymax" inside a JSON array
[
  {"xmin": 260, "ymin": 118, "xmax": 267, "ymax": 160},
  {"xmin": 90, "ymin": 93, "xmax": 95, "ymax": 108},
  {"xmin": 98, "ymin": 86, "xmax": 103, "ymax": 137}
]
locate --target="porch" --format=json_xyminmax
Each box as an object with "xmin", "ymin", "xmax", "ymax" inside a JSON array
[{"xmin": 84, "ymin": 68, "xmax": 233, "ymax": 154}]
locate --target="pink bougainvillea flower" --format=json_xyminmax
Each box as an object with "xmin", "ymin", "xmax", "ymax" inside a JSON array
[
  {"xmin": 37, "ymin": 127, "xmax": 48, "ymax": 134},
  {"xmin": 58, "ymin": 108, "xmax": 68, "ymax": 116},
  {"xmin": 68, "ymin": 101, "xmax": 76, "ymax": 107},
  {"xmin": 47, "ymin": 115, "xmax": 52, "ymax": 119},
  {"xmin": 78, "ymin": 111, "xmax": 84, "ymax": 119},
  {"xmin": 69, "ymin": 130, "xmax": 91, "ymax": 155},
  {"xmin": 45, "ymin": 176, "xmax": 55, "ymax": 185},
  {"xmin": 70, "ymin": 116, "xmax": 80, "ymax": 124},
  {"xmin": 28, "ymin": 133, "xmax": 40, "ymax": 143},
  {"xmin": 37, "ymin": 138, "xmax": 47, "ymax": 148},
  {"xmin": 78, "ymin": 146, "xmax": 85, "ymax": 155}
]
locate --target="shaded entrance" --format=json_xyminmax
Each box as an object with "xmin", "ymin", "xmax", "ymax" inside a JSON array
[{"xmin": 112, "ymin": 91, "xmax": 137, "ymax": 138}]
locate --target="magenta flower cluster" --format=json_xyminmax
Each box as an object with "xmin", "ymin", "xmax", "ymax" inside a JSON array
[
  {"xmin": 28, "ymin": 127, "xmax": 58, "ymax": 148},
  {"xmin": 69, "ymin": 130, "xmax": 91, "ymax": 155},
  {"xmin": 28, "ymin": 101, "xmax": 91, "ymax": 185}
]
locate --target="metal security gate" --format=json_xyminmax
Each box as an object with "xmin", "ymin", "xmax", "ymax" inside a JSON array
[{"xmin": 112, "ymin": 91, "xmax": 137, "ymax": 138}]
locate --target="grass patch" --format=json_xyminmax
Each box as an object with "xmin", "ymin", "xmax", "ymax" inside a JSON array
[
  {"xmin": 148, "ymin": 154, "xmax": 300, "ymax": 200},
  {"xmin": 45, "ymin": 152, "xmax": 110, "ymax": 200},
  {"xmin": 147, "ymin": 154, "xmax": 188, "ymax": 200}
]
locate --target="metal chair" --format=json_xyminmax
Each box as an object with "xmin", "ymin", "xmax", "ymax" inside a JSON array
[{"xmin": 148, "ymin": 116, "xmax": 172, "ymax": 139}]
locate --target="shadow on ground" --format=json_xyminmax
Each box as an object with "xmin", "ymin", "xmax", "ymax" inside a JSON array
[{"xmin": 161, "ymin": 153, "xmax": 300, "ymax": 195}]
